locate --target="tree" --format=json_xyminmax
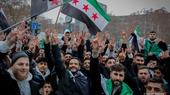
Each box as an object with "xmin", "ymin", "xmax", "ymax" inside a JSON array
[{"xmin": 0, "ymin": 0, "xmax": 30, "ymax": 24}]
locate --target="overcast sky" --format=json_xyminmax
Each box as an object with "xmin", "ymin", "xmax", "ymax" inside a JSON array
[
  {"xmin": 40, "ymin": 0, "xmax": 170, "ymax": 23},
  {"xmin": 97, "ymin": 0, "xmax": 170, "ymax": 15}
]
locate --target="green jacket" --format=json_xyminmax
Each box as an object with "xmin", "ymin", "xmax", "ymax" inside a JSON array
[
  {"xmin": 144, "ymin": 39, "xmax": 162, "ymax": 58},
  {"xmin": 106, "ymin": 79, "xmax": 133, "ymax": 95}
]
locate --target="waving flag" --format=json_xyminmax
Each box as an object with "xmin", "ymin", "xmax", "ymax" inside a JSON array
[
  {"xmin": 61, "ymin": 0, "xmax": 110, "ymax": 35},
  {"xmin": 0, "ymin": 8, "xmax": 11, "ymax": 34},
  {"xmin": 31, "ymin": 0, "xmax": 69, "ymax": 16},
  {"xmin": 128, "ymin": 26, "xmax": 142, "ymax": 52}
]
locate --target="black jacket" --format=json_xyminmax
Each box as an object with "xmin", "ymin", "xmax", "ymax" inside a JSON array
[
  {"xmin": 49, "ymin": 44, "xmax": 90, "ymax": 95},
  {"xmin": 90, "ymin": 57, "xmax": 106, "ymax": 95},
  {"xmin": 0, "ymin": 69, "xmax": 40, "ymax": 95},
  {"xmin": 122, "ymin": 57, "xmax": 145, "ymax": 95}
]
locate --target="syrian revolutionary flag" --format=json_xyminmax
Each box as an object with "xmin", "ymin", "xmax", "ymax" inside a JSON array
[
  {"xmin": 0, "ymin": 8, "xmax": 11, "ymax": 34},
  {"xmin": 31, "ymin": 0, "xmax": 70, "ymax": 16},
  {"xmin": 128, "ymin": 26, "xmax": 142, "ymax": 52},
  {"xmin": 61, "ymin": 0, "xmax": 110, "ymax": 35}
]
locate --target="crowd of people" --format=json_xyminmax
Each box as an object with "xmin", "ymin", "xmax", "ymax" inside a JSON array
[{"xmin": 0, "ymin": 22, "xmax": 170, "ymax": 95}]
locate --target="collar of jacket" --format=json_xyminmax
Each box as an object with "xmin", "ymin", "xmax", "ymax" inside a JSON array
[
  {"xmin": 68, "ymin": 70, "xmax": 85, "ymax": 82},
  {"xmin": 106, "ymin": 79, "xmax": 133, "ymax": 95},
  {"xmin": 35, "ymin": 66, "xmax": 50, "ymax": 79}
]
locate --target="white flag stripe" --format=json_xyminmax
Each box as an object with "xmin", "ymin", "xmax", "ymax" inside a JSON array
[
  {"xmin": 69, "ymin": 0, "xmax": 108, "ymax": 31},
  {"xmin": 47, "ymin": 0, "xmax": 63, "ymax": 10}
]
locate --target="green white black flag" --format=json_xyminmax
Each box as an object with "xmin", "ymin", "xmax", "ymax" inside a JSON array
[
  {"xmin": 61, "ymin": 0, "xmax": 110, "ymax": 35},
  {"xmin": 31, "ymin": 0, "xmax": 65, "ymax": 16}
]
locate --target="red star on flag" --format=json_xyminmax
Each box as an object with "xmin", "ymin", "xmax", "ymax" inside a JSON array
[
  {"xmin": 72, "ymin": 0, "xmax": 79, "ymax": 5},
  {"xmin": 83, "ymin": 4, "xmax": 89, "ymax": 12},
  {"xmin": 50, "ymin": 0, "xmax": 59, "ymax": 5},
  {"xmin": 92, "ymin": 13, "xmax": 98, "ymax": 21}
]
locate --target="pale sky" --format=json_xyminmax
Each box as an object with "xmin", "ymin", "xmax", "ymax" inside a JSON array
[{"xmin": 40, "ymin": 0, "xmax": 170, "ymax": 23}]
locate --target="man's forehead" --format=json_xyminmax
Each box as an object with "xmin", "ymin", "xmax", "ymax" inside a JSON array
[
  {"xmin": 65, "ymin": 54, "xmax": 72, "ymax": 56},
  {"xmin": 84, "ymin": 59, "xmax": 90, "ymax": 62},
  {"xmin": 108, "ymin": 59, "xmax": 115, "ymax": 61},
  {"xmin": 111, "ymin": 71, "xmax": 125, "ymax": 74},
  {"xmin": 149, "ymin": 32, "xmax": 156, "ymax": 35},
  {"xmin": 70, "ymin": 58, "xmax": 79, "ymax": 62},
  {"xmin": 138, "ymin": 69, "xmax": 149, "ymax": 72},
  {"xmin": 85, "ymin": 52, "xmax": 91, "ymax": 54},
  {"xmin": 147, "ymin": 82, "xmax": 162, "ymax": 88},
  {"xmin": 103, "ymin": 55, "xmax": 108, "ymax": 58},
  {"xmin": 149, "ymin": 60, "xmax": 157, "ymax": 63},
  {"xmin": 136, "ymin": 56, "xmax": 144, "ymax": 59}
]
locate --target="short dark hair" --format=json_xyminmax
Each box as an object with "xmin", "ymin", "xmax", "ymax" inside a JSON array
[
  {"xmin": 138, "ymin": 65, "xmax": 149, "ymax": 70},
  {"xmin": 137, "ymin": 65, "xmax": 149, "ymax": 74},
  {"xmin": 154, "ymin": 66, "xmax": 165, "ymax": 75},
  {"xmin": 150, "ymin": 31, "xmax": 156, "ymax": 33},
  {"xmin": 148, "ymin": 77, "xmax": 163, "ymax": 84},
  {"xmin": 65, "ymin": 52, "xmax": 72, "ymax": 56},
  {"xmin": 83, "ymin": 58, "xmax": 90, "ymax": 62},
  {"xmin": 146, "ymin": 55, "xmax": 159, "ymax": 64},
  {"xmin": 106, "ymin": 57, "xmax": 116, "ymax": 63},
  {"xmin": 69, "ymin": 57, "xmax": 81, "ymax": 65},
  {"xmin": 110, "ymin": 64, "xmax": 126, "ymax": 72},
  {"xmin": 36, "ymin": 57, "xmax": 46, "ymax": 63},
  {"xmin": 147, "ymin": 77, "xmax": 166, "ymax": 91},
  {"xmin": 134, "ymin": 53, "xmax": 144, "ymax": 58}
]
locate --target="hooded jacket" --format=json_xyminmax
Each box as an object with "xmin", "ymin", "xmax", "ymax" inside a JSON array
[{"xmin": 31, "ymin": 66, "xmax": 51, "ymax": 87}]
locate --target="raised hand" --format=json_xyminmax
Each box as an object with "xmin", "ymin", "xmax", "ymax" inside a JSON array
[
  {"xmin": 98, "ymin": 40, "xmax": 105, "ymax": 53},
  {"xmin": 92, "ymin": 37, "xmax": 99, "ymax": 52},
  {"xmin": 117, "ymin": 48, "xmax": 126, "ymax": 62},
  {"xmin": 121, "ymin": 48, "xmax": 126, "ymax": 57},
  {"xmin": 67, "ymin": 41, "xmax": 72, "ymax": 49},
  {"xmin": 16, "ymin": 22, "xmax": 29, "ymax": 40},
  {"xmin": 5, "ymin": 29, "xmax": 18, "ymax": 47},
  {"xmin": 0, "ymin": 32, "xmax": 5, "ymax": 41},
  {"xmin": 64, "ymin": 36, "xmax": 69, "ymax": 45},
  {"xmin": 84, "ymin": 32, "xmax": 91, "ymax": 40},
  {"xmin": 139, "ymin": 37, "xmax": 145, "ymax": 49},
  {"xmin": 160, "ymin": 50, "xmax": 169, "ymax": 59},
  {"xmin": 110, "ymin": 37, "xmax": 115, "ymax": 45},
  {"xmin": 126, "ymin": 47, "xmax": 132, "ymax": 53},
  {"xmin": 75, "ymin": 37, "xmax": 81, "ymax": 47},
  {"xmin": 121, "ymin": 31, "xmax": 127, "ymax": 43},
  {"xmin": 51, "ymin": 31, "xmax": 59, "ymax": 45},
  {"xmin": 155, "ymin": 38, "xmax": 162, "ymax": 44},
  {"xmin": 71, "ymin": 31, "xmax": 76, "ymax": 41},
  {"xmin": 45, "ymin": 28, "xmax": 51, "ymax": 43},
  {"xmin": 104, "ymin": 31, "xmax": 110, "ymax": 40},
  {"xmin": 28, "ymin": 38, "xmax": 37, "ymax": 53},
  {"xmin": 91, "ymin": 37, "xmax": 99, "ymax": 58},
  {"xmin": 17, "ymin": 21, "xmax": 26, "ymax": 31}
]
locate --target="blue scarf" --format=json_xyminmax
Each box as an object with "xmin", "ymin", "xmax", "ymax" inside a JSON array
[{"xmin": 68, "ymin": 70, "xmax": 90, "ymax": 95}]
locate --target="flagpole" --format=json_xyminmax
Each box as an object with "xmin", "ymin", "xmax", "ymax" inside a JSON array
[
  {"xmin": 55, "ymin": 7, "xmax": 62, "ymax": 31},
  {"xmin": 0, "ymin": 0, "xmax": 70, "ymax": 33}
]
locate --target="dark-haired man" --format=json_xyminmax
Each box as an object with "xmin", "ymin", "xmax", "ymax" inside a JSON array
[
  {"xmin": 145, "ymin": 77, "xmax": 167, "ymax": 95},
  {"xmin": 90, "ymin": 40, "xmax": 133, "ymax": 95},
  {"xmin": 144, "ymin": 31, "xmax": 162, "ymax": 59},
  {"xmin": 101, "ymin": 64, "xmax": 133, "ymax": 95}
]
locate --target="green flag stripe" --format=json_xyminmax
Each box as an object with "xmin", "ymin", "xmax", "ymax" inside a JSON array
[
  {"xmin": 134, "ymin": 26, "xmax": 141, "ymax": 37},
  {"xmin": 69, "ymin": 0, "xmax": 108, "ymax": 30},
  {"xmin": 87, "ymin": 0, "xmax": 110, "ymax": 22}
]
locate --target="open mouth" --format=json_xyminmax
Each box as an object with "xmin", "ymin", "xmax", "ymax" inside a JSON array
[{"xmin": 46, "ymin": 91, "xmax": 49, "ymax": 93}]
